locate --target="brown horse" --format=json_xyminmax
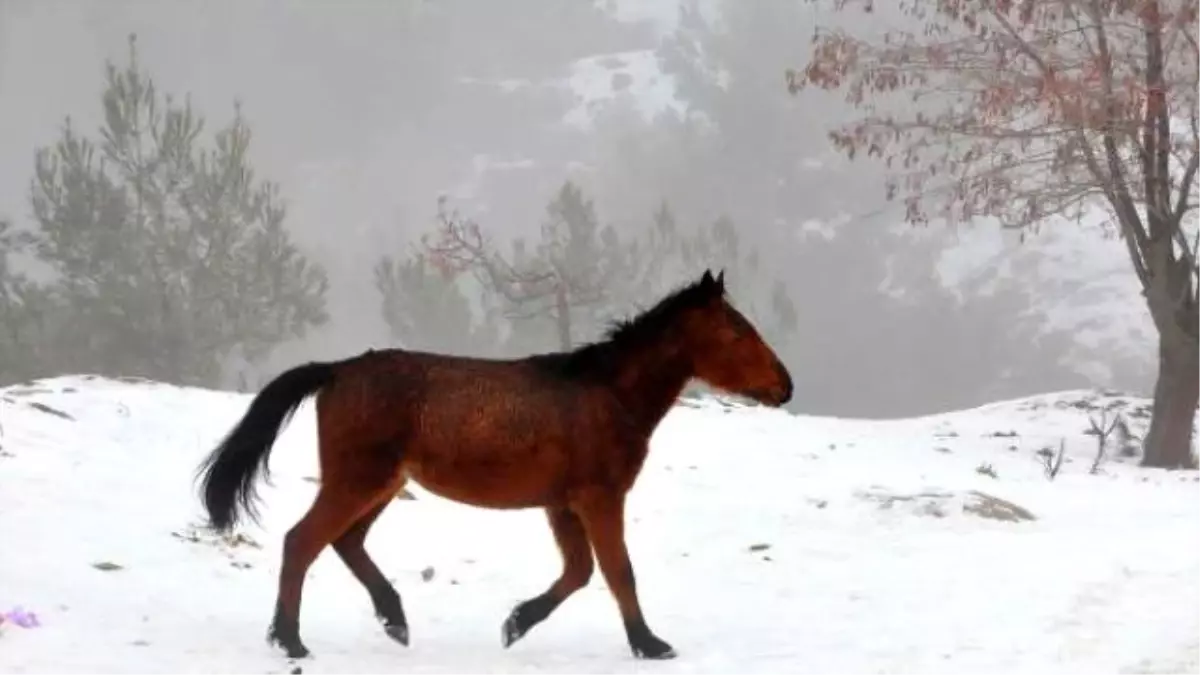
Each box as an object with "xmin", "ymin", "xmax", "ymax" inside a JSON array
[{"xmin": 197, "ymin": 269, "xmax": 792, "ymax": 661}]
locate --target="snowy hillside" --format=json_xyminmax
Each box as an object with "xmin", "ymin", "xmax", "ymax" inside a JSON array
[
  {"xmin": 933, "ymin": 214, "xmax": 1158, "ymax": 385},
  {"xmin": 1, "ymin": 376, "xmax": 1197, "ymax": 674}
]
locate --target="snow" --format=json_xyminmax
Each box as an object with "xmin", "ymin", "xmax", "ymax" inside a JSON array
[
  {"xmin": 563, "ymin": 50, "xmax": 686, "ymax": 129},
  {"xmin": 1, "ymin": 376, "xmax": 1197, "ymax": 674}
]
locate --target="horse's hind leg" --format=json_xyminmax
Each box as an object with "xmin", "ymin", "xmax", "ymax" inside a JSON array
[
  {"xmin": 331, "ymin": 498, "xmax": 409, "ymax": 646},
  {"xmin": 576, "ymin": 492, "xmax": 676, "ymax": 660},
  {"xmin": 270, "ymin": 484, "xmax": 388, "ymax": 659},
  {"xmin": 501, "ymin": 505, "xmax": 594, "ymax": 648}
]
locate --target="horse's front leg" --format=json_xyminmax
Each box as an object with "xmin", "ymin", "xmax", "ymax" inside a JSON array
[
  {"xmin": 502, "ymin": 505, "xmax": 594, "ymax": 647},
  {"xmin": 575, "ymin": 491, "xmax": 676, "ymax": 660}
]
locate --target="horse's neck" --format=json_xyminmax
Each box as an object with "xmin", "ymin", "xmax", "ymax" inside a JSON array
[{"xmin": 609, "ymin": 343, "xmax": 692, "ymax": 433}]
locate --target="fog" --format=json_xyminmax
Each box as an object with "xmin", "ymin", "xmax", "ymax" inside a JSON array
[{"xmin": 0, "ymin": 0, "xmax": 1154, "ymax": 418}]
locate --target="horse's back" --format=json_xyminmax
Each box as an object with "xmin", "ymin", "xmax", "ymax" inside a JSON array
[{"xmin": 409, "ymin": 352, "xmax": 614, "ymax": 449}]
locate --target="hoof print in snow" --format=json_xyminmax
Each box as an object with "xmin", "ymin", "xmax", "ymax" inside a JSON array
[
  {"xmin": 290, "ymin": 667, "xmax": 303, "ymax": 675},
  {"xmin": 986, "ymin": 430, "xmax": 1019, "ymax": 438},
  {"xmin": 975, "ymin": 462, "xmax": 998, "ymax": 478},
  {"xmin": 934, "ymin": 446, "xmax": 952, "ymax": 454},
  {"xmin": 420, "ymin": 566, "xmax": 435, "ymax": 582},
  {"xmin": 131, "ymin": 639, "xmax": 150, "ymax": 647},
  {"xmin": 747, "ymin": 543, "xmax": 771, "ymax": 552},
  {"xmin": 92, "ymin": 561, "xmax": 123, "ymax": 572}
]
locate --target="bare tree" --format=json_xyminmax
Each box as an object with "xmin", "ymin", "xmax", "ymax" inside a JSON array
[
  {"xmin": 1039, "ymin": 440, "xmax": 1068, "ymax": 480},
  {"xmin": 1086, "ymin": 407, "xmax": 1123, "ymax": 473},
  {"xmin": 420, "ymin": 184, "xmax": 621, "ymax": 351},
  {"xmin": 790, "ymin": 0, "xmax": 1198, "ymax": 468}
]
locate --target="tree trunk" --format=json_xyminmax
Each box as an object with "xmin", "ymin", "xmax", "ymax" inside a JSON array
[{"xmin": 1141, "ymin": 329, "xmax": 1199, "ymax": 469}]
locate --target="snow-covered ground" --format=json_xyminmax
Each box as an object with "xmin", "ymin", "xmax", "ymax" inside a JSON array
[{"xmin": 1, "ymin": 376, "xmax": 1197, "ymax": 674}]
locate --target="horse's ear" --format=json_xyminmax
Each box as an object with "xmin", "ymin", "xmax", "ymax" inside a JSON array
[
  {"xmin": 716, "ymin": 269, "xmax": 725, "ymax": 289},
  {"xmin": 701, "ymin": 269, "xmax": 715, "ymax": 286}
]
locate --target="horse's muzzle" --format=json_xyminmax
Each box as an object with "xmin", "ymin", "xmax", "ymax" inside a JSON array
[{"xmin": 775, "ymin": 362, "xmax": 793, "ymax": 405}]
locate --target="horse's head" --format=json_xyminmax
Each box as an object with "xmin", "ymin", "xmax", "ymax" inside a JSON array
[{"xmin": 679, "ymin": 270, "xmax": 793, "ymax": 407}]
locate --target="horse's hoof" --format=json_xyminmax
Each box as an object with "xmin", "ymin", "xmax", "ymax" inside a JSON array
[
  {"xmin": 268, "ymin": 628, "xmax": 311, "ymax": 659},
  {"xmin": 272, "ymin": 638, "xmax": 311, "ymax": 660},
  {"xmin": 631, "ymin": 635, "xmax": 677, "ymax": 660},
  {"xmin": 501, "ymin": 609, "xmax": 527, "ymax": 648},
  {"xmin": 279, "ymin": 642, "xmax": 311, "ymax": 659},
  {"xmin": 384, "ymin": 621, "xmax": 410, "ymax": 646}
]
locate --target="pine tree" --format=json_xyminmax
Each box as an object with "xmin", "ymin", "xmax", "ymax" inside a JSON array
[
  {"xmin": 28, "ymin": 35, "xmax": 328, "ymax": 387},
  {"xmin": 373, "ymin": 253, "xmax": 501, "ymax": 357},
  {"xmin": 0, "ymin": 219, "xmax": 51, "ymax": 384}
]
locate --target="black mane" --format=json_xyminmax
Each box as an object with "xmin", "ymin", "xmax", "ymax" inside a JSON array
[{"xmin": 530, "ymin": 272, "xmax": 724, "ymax": 379}]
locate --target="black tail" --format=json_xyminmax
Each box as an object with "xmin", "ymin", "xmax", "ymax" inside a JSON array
[{"xmin": 197, "ymin": 361, "xmax": 340, "ymax": 532}]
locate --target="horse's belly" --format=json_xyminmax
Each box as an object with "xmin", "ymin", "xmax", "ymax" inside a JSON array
[{"xmin": 403, "ymin": 448, "xmax": 566, "ymax": 510}]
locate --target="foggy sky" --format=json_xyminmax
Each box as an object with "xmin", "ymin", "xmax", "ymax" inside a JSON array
[
  {"xmin": 0, "ymin": 0, "xmax": 690, "ymax": 357},
  {"xmin": 0, "ymin": 0, "xmax": 1153, "ymax": 417}
]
